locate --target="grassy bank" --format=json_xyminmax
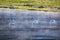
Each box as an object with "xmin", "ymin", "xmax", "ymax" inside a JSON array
[
  {"xmin": 0, "ymin": 0, "xmax": 60, "ymax": 12},
  {"xmin": 0, "ymin": 5, "xmax": 60, "ymax": 12},
  {"xmin": 0, "ymin": 0, "xmax": 60, "ymax": 7}
]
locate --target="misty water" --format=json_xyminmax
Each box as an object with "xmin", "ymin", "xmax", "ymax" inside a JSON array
[{"xmin": 0, "ymin": 8, "xmax": 60, "ymax": 40}]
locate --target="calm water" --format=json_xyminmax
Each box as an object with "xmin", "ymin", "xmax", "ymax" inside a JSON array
[{"xmin": 0, "ymin": 8, "xmax": 60, "ymax": 40}]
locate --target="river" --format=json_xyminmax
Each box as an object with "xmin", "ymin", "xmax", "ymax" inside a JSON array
[{"xmin": 0, "ymin": 8, "xmax": 60, "ymax": 40}]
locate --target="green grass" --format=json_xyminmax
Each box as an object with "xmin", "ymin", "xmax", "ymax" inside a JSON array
[
  {"xmin": 0, "ymin": 0, "xmax": 60, "ymax": 12},
  {"xmin": 0, "ymin": 0, "xmax": 60, "ymax": 7}
]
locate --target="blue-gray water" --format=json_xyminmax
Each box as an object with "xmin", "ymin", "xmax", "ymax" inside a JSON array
[{"xmin": 0, "ymin": 8, "xmax": 60, "ymax": 40}]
